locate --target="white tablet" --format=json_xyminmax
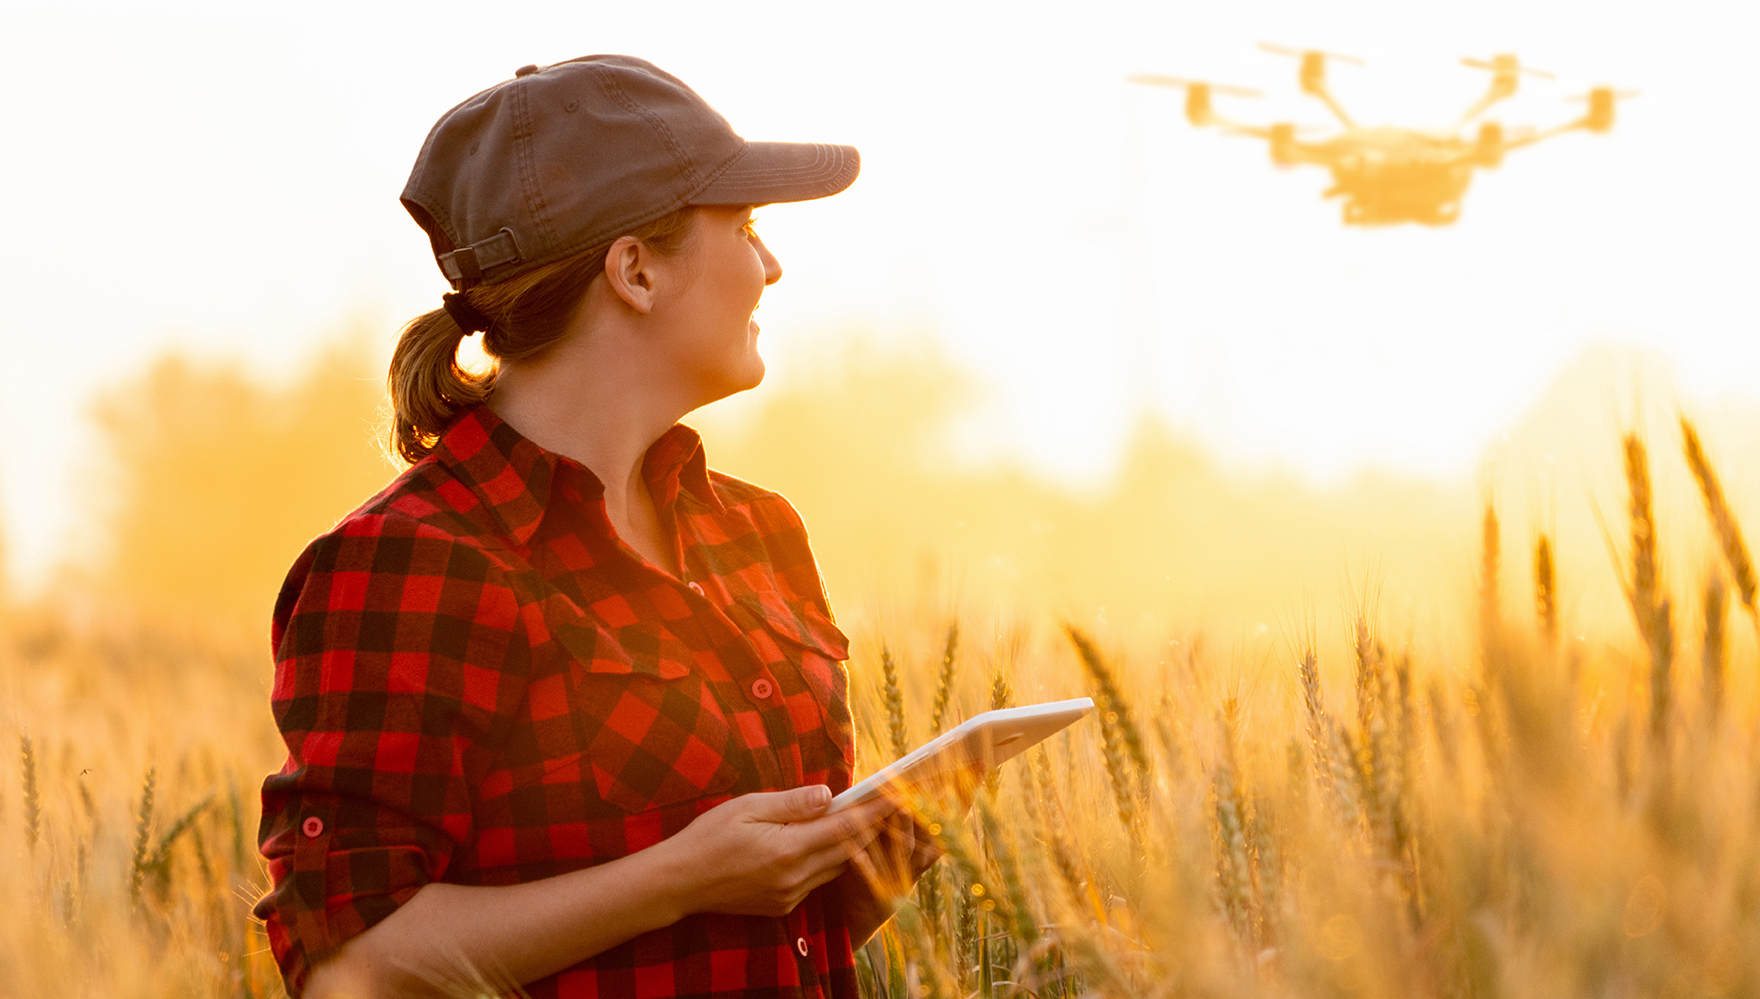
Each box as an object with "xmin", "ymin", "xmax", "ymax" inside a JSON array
[{"xmin": 829, "ymin": 697, "xmax": 1095, "ymax": 812}]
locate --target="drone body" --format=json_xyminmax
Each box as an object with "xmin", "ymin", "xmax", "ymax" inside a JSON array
[{"xmin": 1129, "ymin": 48, "xmax": 1631, "ymax": 226}]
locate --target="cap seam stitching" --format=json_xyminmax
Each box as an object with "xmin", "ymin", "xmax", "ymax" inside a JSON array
[
  {"xmin": 597, "ymin": 71, "xmax": 699, "ymax": 188},
  {"xmin": 513, "ymin": 77, "xmax": 556, "ymax": 256},
  {"xmin": 697, "ymin": 148, "xmax": 855, "ymax": 198}
]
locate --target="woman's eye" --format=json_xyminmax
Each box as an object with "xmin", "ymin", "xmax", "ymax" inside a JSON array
[{"xmin": 741, "ymin": 216, "xmax": 759, "ymax": 238}]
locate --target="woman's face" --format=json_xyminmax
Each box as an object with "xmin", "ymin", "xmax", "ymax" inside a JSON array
[{"xmin": 652, "ymin": 205, "xmax": 782, "ymax": 406}]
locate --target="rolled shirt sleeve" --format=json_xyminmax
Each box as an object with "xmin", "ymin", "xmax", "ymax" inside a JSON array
[{"xmin": 253, "ymin": 513, "xmax": 528, "ymax": 993}]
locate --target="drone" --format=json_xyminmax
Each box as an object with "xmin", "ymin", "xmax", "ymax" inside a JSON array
[{"xmin": 1128, "ymin": 45, "xmax": 1635, "ymax": 226}]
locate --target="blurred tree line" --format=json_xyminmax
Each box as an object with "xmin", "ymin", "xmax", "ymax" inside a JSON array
[
  {"xmin": 78, "ymin": 331, "xmax": 1482, "ymax": 644},
  {"xmin": 87, "ymin": 338, "xmax": 396, "ymax": 624},
  {"xmin": 87, "ymin": 326, "xmax": 1760, "ymax": 656}
]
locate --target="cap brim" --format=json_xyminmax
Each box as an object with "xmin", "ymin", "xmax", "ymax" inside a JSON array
[{"xmin": 690, "ymin": 141, "xmax": 860, "ymax": 206}]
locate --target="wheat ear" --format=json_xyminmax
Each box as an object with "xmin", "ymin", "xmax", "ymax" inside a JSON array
[
  {"xmin": 1625, "ymin": 433, "xmax": 1674, "ymax": 738},
  {"xmin": 1682, "ymin": 417, "xmax": 1759, "ymax": 627},
  {"xmin": 1535, "ymin": 533, "xmax": 1558, "ymax": 649}
]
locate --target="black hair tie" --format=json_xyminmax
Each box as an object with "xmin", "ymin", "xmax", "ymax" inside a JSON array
[{"xmin": 442, "ymin": 292, "xmax": 494, "ymax": 334}]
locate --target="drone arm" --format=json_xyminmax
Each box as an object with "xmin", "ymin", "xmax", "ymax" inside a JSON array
[
  {"xmin": 1309, "ymin": 85, "xmax": 1356, "ymax": 129},
  {"xmin": 1210, "ymin": 116, "xmax": 1270, "ymax": 137},
  {"xmin": 1454, "ymin": 118, "xmax": 1580, "ymax": 169},
  {"xmin": 1217, "ymin": 122, "xmax": 1328, "ymax": 169},
  {"xmin": 1456, "ymin": 87, "xmax": 1510, "ymax": 128},
  {"xmin": 1499, "ymin": 119, "xmax": 1583, "ymax": 152}
]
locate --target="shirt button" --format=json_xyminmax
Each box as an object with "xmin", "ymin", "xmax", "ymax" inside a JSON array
[
  {"xmin": 688, "ymin": 581, "xmax": 705, "ymax": 596},
  {"xmin": 750, "ymin": 677, "xmax": 775, "ymax": 700},
  {"xmin": 796, "ymin": 936, "xmax": 810, "ymax": 957},
  {"xmin": 301, "ymin": 816, "xmax": 324, "ymax": 838}
]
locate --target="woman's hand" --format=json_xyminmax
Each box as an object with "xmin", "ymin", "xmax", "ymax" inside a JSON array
[
  {"xmin": 838, "ymin": 801, "xmax": 949, "ymax": 945},
  {"xmin": 848, "ymin": 806, "xmax": 945, "ymax": 901},
  {"xmin": 655, "ymin": 785, "xmax": 895, "ymax": 919},
  {"xmin": 302, "ymin": 788, "xmax": 895, "ymax": 999}
]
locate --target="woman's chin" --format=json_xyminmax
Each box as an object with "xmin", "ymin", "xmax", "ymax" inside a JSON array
[
  {"xmin": 701, "ymin": 357, "xmax": 765, "ymax": 407},
  {"xmin": 741, "ymin": 355, "xmax": 767, "ymax": 391}
]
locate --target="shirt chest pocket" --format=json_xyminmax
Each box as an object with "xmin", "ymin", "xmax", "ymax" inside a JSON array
[
  {"xmin": 727, "ymin": 593, "xmax": 856, "ymax": 774},
  {"xmin": 552, "ymin": 620, "xmax": 739, "ymax": 815}
]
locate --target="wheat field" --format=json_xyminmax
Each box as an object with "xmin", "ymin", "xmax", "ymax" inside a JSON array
[{"xmin": 4, "ymin": 343, "xmax": 1759, "ymax": 998}]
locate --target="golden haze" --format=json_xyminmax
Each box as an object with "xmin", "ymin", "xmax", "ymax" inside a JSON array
[{"xmin": 3, "ymin": 334, "xmax": 1760, "ymax": 995}]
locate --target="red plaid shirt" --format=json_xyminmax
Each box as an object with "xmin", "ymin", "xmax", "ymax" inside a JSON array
[{"xmin": 255, "ymin": 405, "xmax": 858, "ymax": 998}]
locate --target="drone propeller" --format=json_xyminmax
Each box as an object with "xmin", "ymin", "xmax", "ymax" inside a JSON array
[
  {"xmin": 1461, "ymin": 54, "xmax": 1554, "ymax": 79},
  {"xmin": 1125, "ymin": 73, "xmax": 1261, "ymax": 97},
  {"xmin": 1218, "ymin": 123, "xmax": 1325, "ymax": 137},
  {"xmin": 1258, "ymin": 42, "xmax": 1365, "ymax": 66},
  {"xmin": 1566, "ymin": 87, "xmax": 1637, "ymax": 133}
]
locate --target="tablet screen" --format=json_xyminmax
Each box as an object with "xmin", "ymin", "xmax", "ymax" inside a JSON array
[{"xmin": 829, "ymin": 697, "xmax": 1095, "ymax": 812}]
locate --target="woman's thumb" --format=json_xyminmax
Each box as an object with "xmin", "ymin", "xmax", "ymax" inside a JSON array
[{"xmin": 753, "ymin": 785, "xmax": 833, "ymax": 822}]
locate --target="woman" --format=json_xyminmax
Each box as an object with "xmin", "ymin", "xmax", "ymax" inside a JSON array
[{"xmin": 255, "ymin": 55, "xmax": 932, "ymax": 999}]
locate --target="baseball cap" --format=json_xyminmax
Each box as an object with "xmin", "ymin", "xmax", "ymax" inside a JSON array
[{"xmin": 401, "ymin": 55, "xmax": 860, "ymax": 290}]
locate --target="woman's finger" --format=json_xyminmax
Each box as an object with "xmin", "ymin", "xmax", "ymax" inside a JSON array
[
  {"xmin": 846, "ymin": 843, "xmax": 882, "ymax": 891},
  {"xmin": 780, "ymin": 859, "xmax": 850, "ymax": 913},
  {"xmin": 843, "ymin": 822, "xmax": 920, "ymax": 899},
  {"xmin": 787, "ymin": 798, "xmax": 893, "ymax": 855},
  {"xmin": 796, "ymin": 824, "xmax": 882, "ymax": 877}
]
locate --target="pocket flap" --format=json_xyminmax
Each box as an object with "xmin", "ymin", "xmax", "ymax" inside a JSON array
[
  {"xmin": 555, "ymin": 621, "xmax": 691, "ymax": 680},
  {"xmin": 730, "ymin": 592, "xmax": 850, "ymax": 661}
]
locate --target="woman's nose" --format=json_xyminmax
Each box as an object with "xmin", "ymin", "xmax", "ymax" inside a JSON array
[{"xmin": 755, "ymin": 237, "xmax": 783, "ymax": 286}]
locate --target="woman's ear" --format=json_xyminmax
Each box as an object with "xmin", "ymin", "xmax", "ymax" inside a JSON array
[{"xmin": 603, "ymin": 236, "xmax": 656, "ymax": 314}]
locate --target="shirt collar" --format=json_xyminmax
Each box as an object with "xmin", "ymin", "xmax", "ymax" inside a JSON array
[
  {"xmin": 432, "ymin": 406, "xmax": 723, "ymax": 548},
  {"xmin": 644, "ymin": 422, "xmax": 722, "ymax": 516}
]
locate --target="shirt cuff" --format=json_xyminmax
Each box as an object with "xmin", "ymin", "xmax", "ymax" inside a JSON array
[{"xmin": 253, "ymin": 795, "xmax": 439, "ymax": 995}]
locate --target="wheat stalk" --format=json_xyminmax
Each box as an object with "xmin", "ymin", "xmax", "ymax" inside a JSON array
[
  {"xmin": 1427, "ymin": 678, "xmax": 1459, "ymax": 774},
  {"xmin": 976, "ymin": 798, "xmax": 1038, "ymax": 950},
  {"xmin": 1350, "ymin": 620, "xmax": 1403, "ymax": 866},
  {"xmin": 144, "ymin": 795, "xmax": 213, "ymax": 901},
  {"xmin": 225, "ymin": 766, "xmax": 248, "ymax": 871},
  {"xmin": 1249, "ymin": 792, "xmax": 1282, "ymax": 942},
  {"xmin": 1682, "ymin": 416, "xmax": 1758, "ymax": 622},
  {"xmin": 1298, "ymin": 649, "xmax": 1332, "ymax": 789},
  {"xmin": 985, "ymin": 670, "xmax": 1014, "ymax": 797},
  {"xmin": 1535, "ymin": 533, "xmax": 1558, "ymax": 649},
  {"xmin": 1299, "ymin": 647, "xmax": 1363, "ymax": 827},
  {"xmin": 881, "ymin": 644, "xmax": 910, "ymax": 760},
  {"xmin": 892, "ymin": 904, "xmax": 953, "ymax": 999},
  {"xmin": 930, "ymin": 623, "xmax": 960, "ymax": 736},
  {"xmin": 1064, "ymin": 628, "xmax": 1140, "ymax": 838},
  {"xmin": 1625, "ymin": 434, "xmax": 1674, "ymax": 738},
  {"xmin": 1064, "ymin": 625, "xmax": 1151, "ymax": 802},
  {"xmin": 1210, "ymin": 701, "xmax": 1255, "ymax": 946},
  {"xmin": 989, "ymin": 669, "xmax": 1012, "ymax": 713},
  {"xmin": 1481, "ymin": 501, "xmax": 1502, "ymax": 669},
  {"xmin": 20, "ymin": 734, "xmax": 41, "ymax": 854},
  {"xmin": 128, "ymin": 767, "xmax": 157, "ymax": 907},
  {"xmin": 1703, "ymin": 571, "xmax": 1728, "ymax": 722},
  {"xmin": 953, "ymin": 858, "xmax": 978, "ymax": 991},
  {"xmin": 1028, "ymin": 746, "xmax": 1091, "ymax": 919}
]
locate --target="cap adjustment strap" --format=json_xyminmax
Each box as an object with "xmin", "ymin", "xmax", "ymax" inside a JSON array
[{"xmin": 439, "ymin": 227, "xmax": 523, "ymax": 289}]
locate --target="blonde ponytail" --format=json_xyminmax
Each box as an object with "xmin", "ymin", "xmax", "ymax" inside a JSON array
[{"xmin": 388, "ymin": 307, "xmax": 492, "ymax": 464}]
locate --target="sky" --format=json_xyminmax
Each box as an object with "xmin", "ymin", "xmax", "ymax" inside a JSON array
[{"xmin": 3, "ymin": 0, "xmax": 1757, "ymax": 588}]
